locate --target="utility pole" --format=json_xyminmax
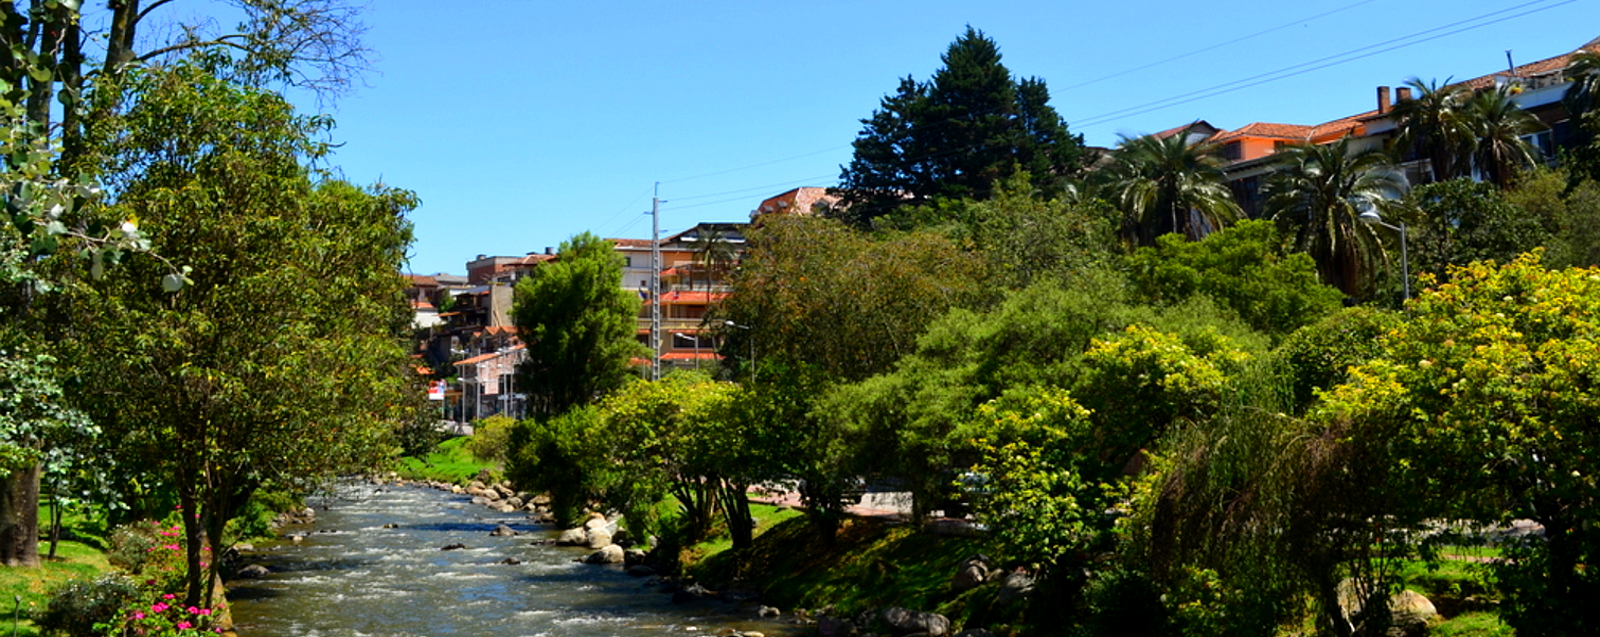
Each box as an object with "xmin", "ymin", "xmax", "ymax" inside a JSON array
[{"xmin": 650, "ymin": 183, "xmax": 662, "ymax": 382}]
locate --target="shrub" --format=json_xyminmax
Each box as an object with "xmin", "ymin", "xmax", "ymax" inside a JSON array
[
  {"xmin": 37, "ymin": 575, "xmax": 140, "ymax": 637},
  {"xmin": 465, "ymin": 414, "xmax": 515, "ymax": 462}
]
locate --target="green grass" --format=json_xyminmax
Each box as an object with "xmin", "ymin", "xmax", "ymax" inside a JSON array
[
  {"xmin": 1430, "ymin": 611, "xmax": 1513, "ymax": 637},
  {"xmin": 683, "ymin": 502, "xmax": 805, "ymax": 558},
  {"xmin": 396, "ymin": 436, "xmax": 500, "ymax": 485},
  {"xmin": 690, "ymin": 515, "xmax": 991, "ymax": 628},
  {"xmin": 0, "ymin": 540, "xmax": 114, "ymax": 637}
]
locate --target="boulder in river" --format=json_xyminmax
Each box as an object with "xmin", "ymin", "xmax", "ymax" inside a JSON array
[
  {"xmin": 489, "ymin": 524, "xmax": 517, "ymax": 537},
  {"xmin": 556, "ymin": 527, "xmax": 587, "ymax": 546},
  {"xmin": 440, "ymin": 543, "xmax": 466, "ymax": 551},
  {"xmin": 880, "ymin": 606, "xmax": 950, "ymax": 637},
  {"xmin": 584, "ymin": 544, "xmax": 625, "ymax": 564},
  {"xmin": 234, "ymin": 564, "xmax": 271, "ymax": 579},
  {"xmin": 586, "ymin": 529, "xmax": 613, "ymax": 549}
]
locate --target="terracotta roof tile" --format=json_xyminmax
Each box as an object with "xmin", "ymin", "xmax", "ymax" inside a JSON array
[
  {"xmin": 1211, "ymin": 122, "xmax": 1313, "ymax": 143},
  {"xmin": 660, "ymin": 352, "xmax": 721, "ymax": 361},
  {"xmin": 610, "ymin": 238, "xmax": 654, "ymax": 248},
  {"xmin": 452, "ymin": 344, "xmax": 525, "ymax": 366}
]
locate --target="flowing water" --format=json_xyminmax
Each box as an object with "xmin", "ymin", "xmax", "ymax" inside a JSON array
[{"xmin": 227, "ymin": 484, "xmax": 800, "ymax": 637}]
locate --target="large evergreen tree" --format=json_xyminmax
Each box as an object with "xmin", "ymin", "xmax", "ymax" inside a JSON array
[{"xmin": 834, "ymin": 27, "xmax": 1084, "ymax": 227}]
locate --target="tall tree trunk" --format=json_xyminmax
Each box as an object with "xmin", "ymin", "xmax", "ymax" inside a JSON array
[
  {"xmin": 720, "ymin": 480, "xmax": 753, "ymax": 550},
  {"xmin": 0, "ymin": 462, "xmax": 42, "ymax": 567}
]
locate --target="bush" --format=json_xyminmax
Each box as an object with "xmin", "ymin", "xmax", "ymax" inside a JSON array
[
  {"xmin": 37, "ymin": 574, "xmax": 140, "ymax": 637},
  {"xmin": 465, "ymin": 414, "xmax": 515, "ymax": 462}
]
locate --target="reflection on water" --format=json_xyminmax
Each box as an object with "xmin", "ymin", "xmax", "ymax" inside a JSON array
[{"xmin": 228, "ymin": 484, "xmax": 797, "ymax": 637}]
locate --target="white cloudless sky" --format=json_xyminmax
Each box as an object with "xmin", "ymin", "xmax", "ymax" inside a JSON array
[{"xmin": 295, "ymin": 0, "xmax": 1597, "ymax": 276}]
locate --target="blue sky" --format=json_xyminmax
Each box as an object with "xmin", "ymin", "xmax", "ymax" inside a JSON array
[{"xmin": 299, "ymin": 0, "xmax": 1597, "ymax": 276}]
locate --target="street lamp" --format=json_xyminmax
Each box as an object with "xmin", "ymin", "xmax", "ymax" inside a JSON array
[
  {"xmin": 1358, "ymin": 208, "xmax": 1409, "ymax": 300},
  {"xmin": 724, "ymin": 320, "xmax": 754, "ymax": 383}
]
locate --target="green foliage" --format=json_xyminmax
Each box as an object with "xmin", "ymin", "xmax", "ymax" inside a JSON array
[
  {"xmin": 72, "ymin": 64, "xmax": 419, "ymax": 605},
  {"xmin": 1127, "ymin": 220, "xmax": 1344, "ymax": 339},
  {"xmin": 1263, "ymin": 138, "xmax": 1408, "ymax": 297},
  {"xmin": 1276, "ymin": 305, "xmax": 1399, "ymax": 413},
  {"xmin": 835, "ymin": 27, "xmax": 1084, "ymax": 226},
  {"xmin": 1504, "ymin": 167, "xmax": 1600, "ymax": 269},
  {"xmin": 915, "ymin": 171, "xmax": 1117, "ymax": 289},
  {"xmin": 1317, "ymin": 254, "xmax": 1600, "ymax": 636},
  {"xmin": 717, "ymin": 214, "xmax": 988, "ymax": 383},
  {"xmin": 512, "ymin": 232, "xmax": 647, "ymax": 420},
  {"xmin": 395, "ymin": 437, "xmax": 495, "ymax": 486},
  {"xmin": 1404, "ymin": 178, "xmax": 1553, "ymax": 278},
  {"xmin": 1095, "ymin": 125, "xmax": 1239, "ymax": 246},
  {"xmin": 36, "ymin": 574, "xmax": 139, "ymax": 637},
  {"xmin": 506, "ymin": 407, "xmax": 603, "ymax": 526},
  {"xmin": 464, "ymin": 415, "xmax": 515, "ymax": 463}
]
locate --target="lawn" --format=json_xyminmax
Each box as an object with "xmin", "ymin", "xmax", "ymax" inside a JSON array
[
  {"xmin": 0, "ymin": 540, "xmax": 114, "ymax": 637},
  {"xmin": 396, "ymin": 436, "xmax": 499, "ymax": 484}
]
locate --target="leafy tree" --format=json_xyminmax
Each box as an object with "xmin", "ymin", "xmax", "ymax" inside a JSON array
[
  {"xmin": 1504, "ymin": 166, "xmax": 1600, "ymax": 268},
  {"xmin": 1316, "ymin": 253, "xmax": 1600, "ymax": 635},
  {"xmin": 1404, "ymin": 178, "xmax": 1553, "ymax": 277},
  {"xmin": 512, "ymin": 232, "xmax": 649, "ymax": 420},
  {"xmin": 834, "ymin": 27, "xmax": 1084, "ymax": 227},
  {"xmin": 1127, "ymin": 220, "xmax": 1345, "ymax": 340},
  {"xmin": 73, "ymin": 66, "xmax": 418, "ymax": 607},
  {"xmin": 1262, "ymin": 138, "xmax": 1408, "ymax": 297},
  {"xmin": 0, "ymin": 333, "xmax": 97, "ymax": 567},
  {"xmin": 1098, "ymin": 126, "xmax": 1239, "ymax": 246},
  {"xmin": 1561, "ymin": 50, "xmax": 1600, "ymax": 181},
  {"xmin": 914, "ymin": 171, "xmax": 1117, "ymax": 289},
  {"xmin": 715, "ymin": 214, "xmax": 988, "ymax": 383},
  {"xmin": 1275, "ymin": 305, "xmax": 1399, "ymax": 412}
]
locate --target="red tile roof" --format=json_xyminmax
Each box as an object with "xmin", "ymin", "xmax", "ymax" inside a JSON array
[
  {"xmin": 1458, "ymin": 42, "xmax": 1599, "ymax": 90},
  {"xmin": 1211, "ymin": 122, "xmax": 1313, "ymax": 143},
  {"xmin": 408, "ymin": 274, "xmax": 439, "ymax": 286},
  {"xmin": 610, "ymin": 238, "xmax": 654, "ymax": 248}
]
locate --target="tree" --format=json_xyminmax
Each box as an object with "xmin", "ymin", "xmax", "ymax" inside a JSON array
[
  {"xmin": 1127, "ymin": 220, "xmax": 1345, "ymax": 340},
  {"xmin": 72, "ymin": 65, "xmax": 418, "ymax": 607},
  {"xmin": 1098, "ymin": 126, "xmax": 1240, "ymax": 246},
  {"xmin": 1316, "ymin": 254, "xmax": 1600, "ymax": 635},
  {"xmin": 1262, "ymin": 138, "xmax": 1408, "ymax": 297},
  {"xmin": 512, "ymin": 232, "xmax": 648, "ymax": 420},
  {"xmin": 715, "ymin": 215, "xmax": 988, "ymax": 383},
  {"xmin": 1391, "ymin": 77, "xmax": 1472, "ymax": 183},
  {"xmin": 834, "ymin": 27, "xmax": 1084, "ymax": 227},
  {"xmin": 1404, "ymin": 178, "xmax": 1553, "ymax": 277},
  {"xmin": 917, "ymin": 171, "xmax": 1118, "ymax": 289},
  {"xmin": 1467, "ymin": 86, "xmax": 1545, "ymax": 188},
  {"xmin": 0, "ymin": 0, "xmax": 373, "ymax": 571}
]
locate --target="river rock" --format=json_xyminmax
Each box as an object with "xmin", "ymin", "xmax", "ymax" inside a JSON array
[
  {"xmin": 951, "ymin": 554, "xmax": 994, "ymax": 592},
  {"xmin": 450, "ymin": 485, "xmax": 464, "ymax": 494},
  {"xmin": 495, "ymin": 503, "xmax": 516, "ymax": 513},
  {"xmin": 586, "ymin": 529, "xmax": 613, "ymax": 549},
  {"xmin": 1389, "ymin": 590, "xmax": 1438, "ymax": 637},
  {"xmin": 556, "ymin": 528, "xmax": 587, "ymax": 546},
  {"xmin": 234, "ymin": 564, "xmax": 270, "ymax": 579},
  {"xmin": 583, "ymin": 513, "xmax": 609, "ymax": 530},
  {"xmin": 817, "ymin": 615, "xmax": 858, "ymax": 637},
  {"xmin": 498, "ymin": 557, "xmax": 522, "ymax": 565},
  {"xmin": 440, "ymin": 543, "xmax": 466, "ymax": 551},
  {"xmin": 623, "ymin": 548, "xmax": 648, "ymax": 566},
  {"xmin": 758, "ymin": 605, "xmax": 781, "ymax": 618},
  {"xmin": 504, "ymin": 497, "xmax": 524, "ymax": 509},
  {"xmin": 881, "ymin": 607, "xmax": 950, "ymax": 637},
  {"xmin": 996, "ymin": 571, "xmax": 1035, "ymax": 604},
  {"xmin": 672, "ymin": 583, "xmax": 716, "ymax": 604},
  {"xmin": 531, "ymin": 493, "xmax": 551, "ymax": 506},
  {"xmin": 489, "ymin": 524, "xmax": 517, "ymax": 537},
  {"xmin": 626, "ymin": 564, "xmax": 657, "ymax": 577},
  {"xmin": 585, "ymin": 544, "xmax": 625, "ymax": 564},
  {"xmin": 494, "ymin": 483, "xmax": 515, "ymax": 498},
  {"xmin": 470, "ymin": 495, "xmax": 489, "ymax": 506}
]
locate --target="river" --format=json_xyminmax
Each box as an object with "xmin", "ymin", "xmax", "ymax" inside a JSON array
[{"xmin": 226, "ymin": 483, "xmax": 802, "ymax": 637}]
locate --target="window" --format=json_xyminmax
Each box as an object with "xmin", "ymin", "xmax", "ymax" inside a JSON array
[{"xmin": 1222, "ymin": 142, "xmax": 1242, "ymax": 161}]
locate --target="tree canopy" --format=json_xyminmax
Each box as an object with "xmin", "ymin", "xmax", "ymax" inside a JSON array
[
  {"xmin": 834, "ymin": 27, "xmax": 1084, "ymax": 227},
  {"xmin": 512, "ymin": 232, "xmax": 648, "ymax": 420}
]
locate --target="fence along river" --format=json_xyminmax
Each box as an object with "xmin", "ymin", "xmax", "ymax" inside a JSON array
[{"xmin": 226, "ymin": 483, "xmax": 798, "ymax": 637}]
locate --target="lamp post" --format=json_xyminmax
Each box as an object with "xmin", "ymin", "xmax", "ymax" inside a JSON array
[
  {"xmin": 1358, "ymin": 208, "xmax": 1409, "ymax": 301},
  {"xmin": 724, "ymin": 320, "xmax": 754, "ymax": 383}
]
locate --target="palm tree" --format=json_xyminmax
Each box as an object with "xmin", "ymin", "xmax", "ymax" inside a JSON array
[
  {"xmin": 1565, "ymin": 49, "xmax": 1600, "ymax": 118},
  {"xmin": 1099, "ymin": 125, "xmax": 1240, "ymax": 245},
  {"xmin": 1264, "ymin": 138, "xmax": 1408, "ymax": 297},
  {"xmin": 1467, "ymin": 86, "xmax": 1544, "ymax": 188},
  {"xmin": 692, "ymin": 226, "xmax": 739, "ymax": 290},
  {"xmin": 1390, "ymin": 77, "xmax": 1472, "ymax": 183}
]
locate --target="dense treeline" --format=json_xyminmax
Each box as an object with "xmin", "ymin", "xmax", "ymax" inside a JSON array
[{"xmin": 505, "ymin": 32, "xmax": 1600, "ymax": 637}]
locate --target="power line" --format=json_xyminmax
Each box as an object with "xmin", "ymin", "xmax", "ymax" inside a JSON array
[
  {"xmin": 1058, "ymin": 0, "xmax": 1382, "ymax": 93},
  {"xmin": 661, "ymin": 145, "xmax": 851, "ymax": 184},
  {"xmin": 1073, "ymin": 0, "xmax": 1575, "ymax": 130}
]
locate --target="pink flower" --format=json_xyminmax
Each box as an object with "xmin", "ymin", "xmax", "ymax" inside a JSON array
[
  {"xmin": 187, "ymin": 606, "xmax": 199, "ymax": 614},
  {"xmin": 162, "ymin": 594, "xmax": 176, "ymax": 600},
  {"xmin": 177, "ymin": 621, "xmax": 192, "ymax": 629},
  {"xmin": 151, "ymin": 602, "xmax": 169, "ymax": 613},
  {"xmin": 134, "ymin": 612, "xmax": 146, "ymax": 620},
  {"xmin": 199, "ymin": 608, "xmax": 212, "ymax": 616}
]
